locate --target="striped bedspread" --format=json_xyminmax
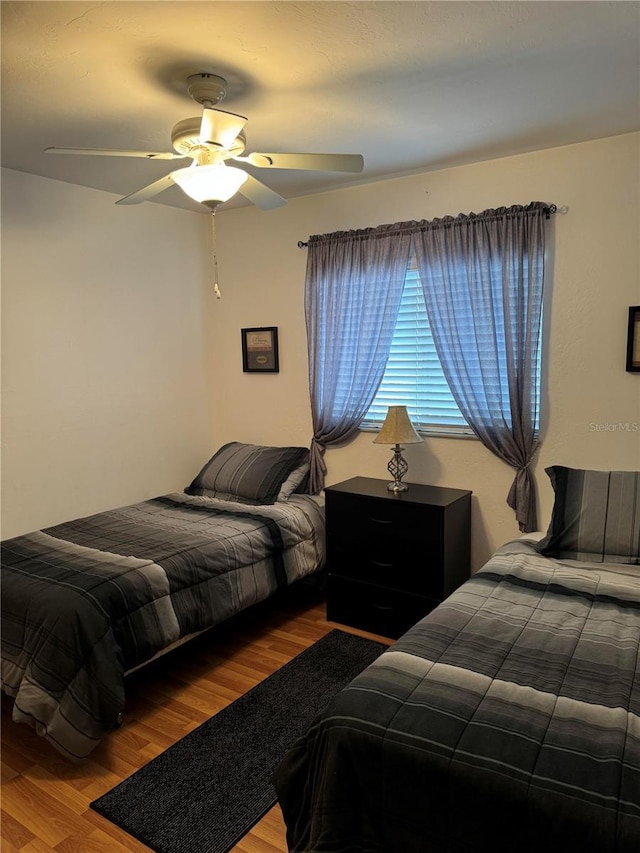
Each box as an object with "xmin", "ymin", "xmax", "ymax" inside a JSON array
[
  {"xmin": 1, "ymin": 492, "xmax": 324, "ymax": 760},
  {"xmin": 274, "ymin": 539, "xmax": 640, "ymax": 853}
]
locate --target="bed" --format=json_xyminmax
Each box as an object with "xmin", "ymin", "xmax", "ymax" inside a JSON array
[
  {"xmin": 274, "ymin": 465, "xmax": 640, "ymax": 852},
  {"xmin": 1, "ymin": 442, "xmax": 325, "ymax": 761}
]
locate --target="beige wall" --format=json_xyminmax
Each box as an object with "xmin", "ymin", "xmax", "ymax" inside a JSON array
[
  {"xmin": 214, "ymin": 132, "xmax": 640, "ymax": 570},
  {"xmin": 2, "ymin": 134, "xmax": 639, "ymax": 568},
  {"xmin": 1, "ymin": 169, "xmax": 217, "ymax": 538}
]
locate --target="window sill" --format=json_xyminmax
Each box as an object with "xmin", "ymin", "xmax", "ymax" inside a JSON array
[{"xmin": 360, "ymin": 425, "xmax": 478, "ymax": 440}]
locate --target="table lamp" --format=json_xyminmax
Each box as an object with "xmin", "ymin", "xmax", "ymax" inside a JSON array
[{"xmin": 373, "ymin": 406, "xmax": 424, "ymax": 492}]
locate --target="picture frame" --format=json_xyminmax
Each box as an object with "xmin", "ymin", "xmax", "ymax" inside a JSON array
[
  {"xmin": 241, "ymin": 326, "xmax": 279, "ymax": 373},
  {"xmin": 626, "ymin": 306, "xmax": 640, "ymax": 373}
]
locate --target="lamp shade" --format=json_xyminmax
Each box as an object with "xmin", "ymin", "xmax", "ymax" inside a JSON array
[
  {"xmin": 172, "ymin": 164, "xmax": 248, "ymax": 204},
  {"xmin": 373, "ymin": 406, "xmax": 423, "ymax": 445}
]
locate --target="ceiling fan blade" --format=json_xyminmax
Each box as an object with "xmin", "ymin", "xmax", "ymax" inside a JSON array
[
  {"xmin": 242, "ymin": 152, "xmax": 364, "ymax": 173},
  {"xmin": 237, "ymin": 174, "xmax": 287, "ymax": 210},
  {"xmin": 115, "ymin": 172, "xmax": 178, "ymax": 205},
  {"xmin": 45, "ymin": 146, "xmax": 185, "ymax": 160},
  {"xmin": 199, "ymin": 109, "xmax": 247, "ymax": 149}
]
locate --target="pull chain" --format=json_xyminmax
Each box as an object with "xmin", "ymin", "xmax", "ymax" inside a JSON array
[{"xmin": 210, "ymin": 210, "xmax": 221, "ymax": 299}]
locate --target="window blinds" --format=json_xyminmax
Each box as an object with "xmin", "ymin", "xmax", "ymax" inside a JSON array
[{"xmin": 364, "ymin": 266, "xmax": 474, "ymax": 435}]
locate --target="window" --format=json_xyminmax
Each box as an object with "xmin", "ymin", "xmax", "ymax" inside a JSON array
[{"xmin": 363, "ymin": 262, "xmax": 541, "ymax": 437}]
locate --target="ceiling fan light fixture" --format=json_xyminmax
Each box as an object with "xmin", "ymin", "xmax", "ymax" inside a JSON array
[{"xmin": 172, "ymin": 163, "xmax": 248, "ymax": 205}]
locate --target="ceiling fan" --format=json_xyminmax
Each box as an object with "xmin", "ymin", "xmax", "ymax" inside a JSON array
[{"xmin": 45, "ymin": 73, "xmax": 365, "ymax": 211}]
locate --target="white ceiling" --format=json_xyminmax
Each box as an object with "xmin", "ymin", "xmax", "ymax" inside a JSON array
[{"xmin": 2, "ymin": 1, "xmax": 639, "ymax": 213}]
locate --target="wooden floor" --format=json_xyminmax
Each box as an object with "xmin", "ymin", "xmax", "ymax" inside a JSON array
[{"xmin": 1, "ymin": 585, "xmax": 390, "ymax": 853}]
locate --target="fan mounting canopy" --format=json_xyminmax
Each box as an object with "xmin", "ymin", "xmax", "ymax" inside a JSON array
[{"xmin": 186, "ymin": 73, "xmax": 227, "ymax": 107}]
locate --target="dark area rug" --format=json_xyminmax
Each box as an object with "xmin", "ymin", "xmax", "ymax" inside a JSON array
[{"xmin": 91, "ymin": 629, "xmax": 386, "ymax": 853}]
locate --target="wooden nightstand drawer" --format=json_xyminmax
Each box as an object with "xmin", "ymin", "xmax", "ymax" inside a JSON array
[
  {"xmin": 326, "ymin": 492, "xmax": 441, "ymax": 552},
  {"xmin": 328, "ymin": 543, "xmax": 444, "ymax": 598},
  {"xmin": 327, "ymin": 576, "xmax": 438, "ymax": 640}
]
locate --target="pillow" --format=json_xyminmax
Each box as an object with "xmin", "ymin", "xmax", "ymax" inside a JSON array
[
  {"xmin": 277, "ymin": 462, "xmax": 310, "ymax": 501},
  {"xmin": 537, "ymin": 466, "xmax": 640, "ymax": 564},
  {"xmin": 185, "ymin": 442, "xmax": 310, "ymax": 505}
]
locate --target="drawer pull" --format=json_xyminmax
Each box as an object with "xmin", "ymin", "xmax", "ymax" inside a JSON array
[
  {"xmin": 371, "ymin": 602, "xmax": 393, "ymax": 611},
  {"xmin": 371, "ymin": 560, "xmax": 393, "ymax": 568},
  {"xmin": 370, "ymin": 517, "xmax": 393, "ymax": 525}
]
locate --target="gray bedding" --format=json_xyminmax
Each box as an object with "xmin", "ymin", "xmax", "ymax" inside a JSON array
[
  {"xmin": 274, "ymin": 539, "xmax": 640, "ymax": 852},
  {"xmin": 1, "ymin": 491, "xmax": 325, "ymax": 760}
]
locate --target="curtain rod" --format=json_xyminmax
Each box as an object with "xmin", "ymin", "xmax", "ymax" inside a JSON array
[{"xmin": 297, "ymin": 203, "xmax": 564, "ymax": 247}]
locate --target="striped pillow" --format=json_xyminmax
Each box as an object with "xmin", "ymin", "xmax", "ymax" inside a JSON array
[
  {"xmin": 185, "ymin": 442, "xmax": 310, "ymax": 505},
  {"xmin": 277, "ymin": 463, "xmax": 310, "ymax": 501},
  {"xmin": 538, "ymin": 466, "xmax": 640, "ymax": 564}
]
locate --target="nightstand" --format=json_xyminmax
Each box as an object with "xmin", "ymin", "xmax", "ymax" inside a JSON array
[{"xmin": 325, "ymin": 476, "xmax": 472, "ymax": 639}]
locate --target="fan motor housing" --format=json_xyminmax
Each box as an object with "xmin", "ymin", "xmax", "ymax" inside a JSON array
[{"xmin": 171, "ymin": 118, "xmax": 246, "ymax": 158}]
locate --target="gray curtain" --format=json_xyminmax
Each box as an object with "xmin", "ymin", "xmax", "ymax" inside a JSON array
[
  {"xmin": 413, "ymin": 203, "xmax": 548, "ymax": 532},
  {"xmin": 305, "ymin": 226, "xmax": 412, "ymax": 493}
]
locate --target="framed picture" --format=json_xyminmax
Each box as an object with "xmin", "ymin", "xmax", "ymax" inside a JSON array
[
  {"xmin": 626, "ymin": 306, "xmax": 640, "ymax": 373},
  {"xmin": 242, "ymin": 326, "xmax": 279, "ymax": 373}
]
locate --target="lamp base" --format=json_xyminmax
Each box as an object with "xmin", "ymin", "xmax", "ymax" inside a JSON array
[{"xmin": 387, "ymin": 444, "xmax": 409, "ymax": 492}]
